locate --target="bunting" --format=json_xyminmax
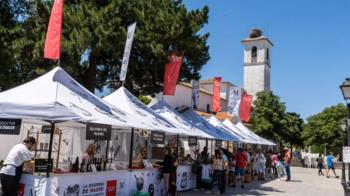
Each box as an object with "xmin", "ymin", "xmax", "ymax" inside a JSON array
[
  {"xmin": 163, "ymin": 55, "xmax": 183, "ymax": 95},
  {"xmin": 212, "ymin": 77, "xmax": 222, "ymax": 113},
  {"xmin": 239, "ymin": 92, "xmax": 253, "ymax": 122}
]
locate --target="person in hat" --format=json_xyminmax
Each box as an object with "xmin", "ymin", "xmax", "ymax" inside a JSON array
[{"xmin": 0, "ymin": 136, "xmax": 36, "ymax": 196}]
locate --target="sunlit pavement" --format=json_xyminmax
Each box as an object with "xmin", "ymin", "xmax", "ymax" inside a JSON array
[{"xmin": 181, "ymin": 167, "xmax": 344, "ymax": 196}]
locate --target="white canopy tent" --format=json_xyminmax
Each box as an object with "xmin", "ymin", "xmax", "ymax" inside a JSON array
[
  {"xmin": 207, "ymin": 116, "xmax": 254, "ymax": 144},
  {"xmin": 0, "ymin": 66, "xmax": 155, "ymax": 130},
  {"xmin": 179, "ymin": 108, "xmax": 240, "ymax": 142},
  {"xmin": 222, "ymin": 119, "xmax": 259, "ymax": 144},
  {"xmin": 150, "ymin": 100, "xmax": 213, "ymax": 139},
  {"xmin": 103, "ymin": 87, "xmax": 188, "ymax": 135},
  {"xmin": 235, "ymin": 122, "xmax": 275, "ymax": 146}
]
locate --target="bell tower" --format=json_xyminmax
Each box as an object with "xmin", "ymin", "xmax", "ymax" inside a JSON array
[{"xmin": 241, "ymin": 29, "xmax": 273, "ymax": 101}]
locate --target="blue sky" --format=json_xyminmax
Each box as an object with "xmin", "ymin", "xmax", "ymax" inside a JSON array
[{"xmin": 183, "ymin": 0, "xmax": 350, "ymax": 120}]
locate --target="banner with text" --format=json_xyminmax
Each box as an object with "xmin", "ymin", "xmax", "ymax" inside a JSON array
[
  {"xmin": 227, "ymin": 86, "xmax": 242, "ymax": 117},
  {"xmin": 120, "ymin": 22, "xmax": 137, "ymax": 81},
  {"xmin": 191, "ymin": 80, "xmax": 200, "ymax": 109}
]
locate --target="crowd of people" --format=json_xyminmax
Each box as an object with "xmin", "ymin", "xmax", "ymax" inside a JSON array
[{"xmin": 161, "ymin": 146, "xmax": 293, "ymax": 195}]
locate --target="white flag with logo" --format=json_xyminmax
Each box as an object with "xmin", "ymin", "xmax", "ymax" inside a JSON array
[
  {"xmin": 227, "ymin": 86, "xmax": 242, "ymax": 116},
  {"xmin": 191, "ymin": 80, "xmax": 200, "ymax": 109},
  {"xmin": 120, "ymin": 22, "xmax": 136, "ymax": 81}
]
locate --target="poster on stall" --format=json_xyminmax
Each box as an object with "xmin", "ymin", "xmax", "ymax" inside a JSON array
[
  {"xmin": 343, "ymin": 146, "xmax": 350, "ymax": 163},
  {"xmin": 176, "ymin": 165, "xmax": 196, "ymax": 191}
]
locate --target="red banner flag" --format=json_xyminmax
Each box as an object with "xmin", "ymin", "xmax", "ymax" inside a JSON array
[
  {"xmin": 240, "ymin": 92, "xmax": 253, "ymax": 122},
  {"xmin": 44, "ymin": 0, "xmax": 64, "ymax": 60},
  {"xmin": 163, "ymin": 55, "xmax": 183, "ymax": 95},
  {"xmin": 212, "ymin": 77, "xmax": 222, "ymax": 113}
]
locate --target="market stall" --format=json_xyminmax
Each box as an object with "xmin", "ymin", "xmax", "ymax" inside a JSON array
[{"xmin": 0, "ymin": 67, "xmax": 177, "ymax": 196}]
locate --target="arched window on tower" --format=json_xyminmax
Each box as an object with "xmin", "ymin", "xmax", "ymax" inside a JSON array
[{"xmin": 251, "ymin": 46, "xmax": 257, "ymax": 62}]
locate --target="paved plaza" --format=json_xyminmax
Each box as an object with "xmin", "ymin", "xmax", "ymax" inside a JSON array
[{"xmin": 181, "ymin": 167, "xmax": 344, "ymax": 196}]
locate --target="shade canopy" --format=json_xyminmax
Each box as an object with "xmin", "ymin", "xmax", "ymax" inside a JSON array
[
  {"xmin": 103, "ymin": 87, "xmax": 187, "ymax": 135},
  {"xmin": 235, "ymin": 122, "xmax": 275, "ymax": 145},
  {"xmin": 0, "ymin": 67, "xmax": 155, "ymax": 130},
  {"xmin": 179, "ymin": 108, "xmax": 240, "ymax": 142},
  {"xmin": 150, "ymin": 100, "xmax": 214, "ymax": 139}
]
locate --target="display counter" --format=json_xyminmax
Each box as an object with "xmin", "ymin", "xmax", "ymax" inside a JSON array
[
  {"xmin": 19, "ymin": 165, "xmax": 196, "ymax": 195},
  {"xmin": 20, "ymin": 168, "xmax": 162, "ymax": 196}
]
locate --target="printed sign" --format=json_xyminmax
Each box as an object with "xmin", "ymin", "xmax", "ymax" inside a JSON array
[
  {"xmin": 188, "ymin": 136, "xmax": 198, "ymax": 146},
  {"xmin": 150, "ymin": 131, "xmax": 165, "ymax": 144},
  {"xmin": 41, "ymin": 125, "xmax": 52, "ymax": 134},
  {"xmin": 86, "ymin": 123, "xmax": 112, "ymax": 140},
  {"xmin": 215, "ymin": 140, "xmax": 222, "ymax": 148},
  {"xmin": 343, "ymin": 146, "xmax": 350, "ymax": 163},
  {"xmin": 176, "ymin": 165, "xmax": 196, "ymax": 191},
  {"xmin": 191, "ymin": 80, "xmax": 200, "ymax": 109},
  {"xmin": 34, "ymin": 159, "xmax": 53, "ymax": 173},
  {"xmin": 0, "ymin": 119, "xmax": 21, "ymax": 135}
]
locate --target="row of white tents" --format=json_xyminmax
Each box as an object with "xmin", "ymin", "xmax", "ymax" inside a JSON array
[{"xmin": 0, "ymin": 66, "xmax": 274, "ymax": 157}]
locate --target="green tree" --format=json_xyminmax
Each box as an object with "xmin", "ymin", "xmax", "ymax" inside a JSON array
[
  {"xmin": 7, "ymin": 0, "xmax": 210, "ymax": 95},
  {"xmin": 249, "ymin": 91, "xmax": 287, "ymax": 142},
  {"xmin": 284, "ymin": 112, "xmax": 304, "ymax": 147},
  {"xmin": 302, "ymin": 103, "xmax": 347, "ymax": 149}
]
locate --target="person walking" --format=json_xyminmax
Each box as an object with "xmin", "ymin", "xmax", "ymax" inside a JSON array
[
  {"xmin": 284, "ymin": 148, "xmax": 292, "ymax": 181},
  {"xmin": 265, "ymin": 150, "xmax": 273, "ymax": 178},
  {"xmin": 234, "ymin": 148, "xmax": 247, "ymax": 189},
  {"xmin": 0, "ymin": 137, "xmax": 36, "ymax": 196},
  {"xmin": 316, "ymin": 153, "xmax": 324, "ymax": 176},
  {"xmin": 326, "ymin": 152, "xmax": 339, "ymax": 178},
  {"xmin": 276, "ymin": 152, "xmax": 286, "ymax": 180},
  {"xmin": 193, "ymin": 149, "xmax": 203, "ymax": 191}
]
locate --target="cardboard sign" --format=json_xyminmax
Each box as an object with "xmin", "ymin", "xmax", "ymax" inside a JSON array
[
  {"xmin": 0, "ymin": 119, "xmax": 21, "ymax": 135},
  {"xmin": 188, "ymin": 136, "xmax": 198, "ymax": 146},
  {"xmin": 215, "ymin": 140, "xmax": 222, "ymax": 148},
  {"xmin": 86, "ymin": 123, "xmax": 112, "ymax": 140},
  {"xmin": 34, "ymin": 159, "xmax": 53, "ymax": 173},
  {"xmin": 150, "ymin": 131, "xmax": 165, "ymax": 144}
]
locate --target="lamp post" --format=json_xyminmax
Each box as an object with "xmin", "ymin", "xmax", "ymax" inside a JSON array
[{"xmin": 340, "ymin": 78, "xmax": 350, "ymax": 195}]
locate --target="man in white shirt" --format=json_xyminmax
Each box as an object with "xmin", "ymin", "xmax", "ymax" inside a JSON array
[{"xmin": 0, "ymin": 137, "xmax": 36, "ymax": 196}]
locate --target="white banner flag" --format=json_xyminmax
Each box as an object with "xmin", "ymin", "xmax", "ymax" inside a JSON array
[
  {"xmin": 120, "ymin": 22, "xmax": 137, "ymax": 81},
  {"xmin": 191, "ymin": 80, "xmax": 200, "ymax": 109},
  {"xmin": 227, "ymin": 86, "xmax": 242, "ymax": 116}
]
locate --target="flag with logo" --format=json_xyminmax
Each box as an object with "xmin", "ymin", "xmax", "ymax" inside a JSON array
[
  {"xmin": 120, "ymin": 22, "xmax": 137, "ymax": 81},
  {"xmin": 191, "ymin": 80, "xmax": 200, "ymax": 109},
  {"xmin": 239, "ymin": 92, "xmax": 253, "ymax": 122},
  {"xmin": 163, "ymin": 55, "xmax": 183, "ymax": 95},
  {"xmin": 212, "ymin": 77, "xmax": 222, "ymax": 113},
  {"xmin": 44, "ymin": 0, "xmax": 64, "ymax": 60},
  {"xmin": 227, "ymin": 86, "xmax": 242, "ymax": 117}
]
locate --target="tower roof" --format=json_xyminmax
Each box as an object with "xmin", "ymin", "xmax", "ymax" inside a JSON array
[{"xmin": 241, "ymin": 28, "xmax": 273, "ymax": 46}]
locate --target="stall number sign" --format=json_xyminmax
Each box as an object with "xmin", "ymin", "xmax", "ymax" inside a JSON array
[
  {"xmin": 188, "ymin": 136, "xmax": 198, "ymax": 146},
  {"xmin": 86, "ymin": 123, "xmax": 112, "ymax": 140},
  {"xmin": 34, "ymin": 158, "xmax": 53, "ymax": 173},
  {"xmin": 0, "ymin": 119, "xmax": 21, "ymax": 135},
  {"xmin": 343, "ymin": 147, "xmax": 350, "ymax": 163},
  {"xmin": 151, "ymin": 131, "xmax": 165, "ymax": 144},
  {"xmin": 215, "ymin": 140, "xmax": 222, "ymax": 148},
  {"xmin": 41, "ymin": 125, "xmax": 52, "ymax": 134}
]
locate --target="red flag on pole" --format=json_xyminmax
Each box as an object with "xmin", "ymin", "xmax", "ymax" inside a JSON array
[
  {"xmin": 163, "ymin": 55, "xmax": 183, "ymax": 95},
  {"xmin": 240, "ymin": 92, "xmax": 253, "ymax": 122},
  {"xmin": 44, "ymin": 0, "xmax": 64, "ymax": 60},
  {"xmin": 212, "ymin": 77, "xmax": 222, "ymax": 113}
]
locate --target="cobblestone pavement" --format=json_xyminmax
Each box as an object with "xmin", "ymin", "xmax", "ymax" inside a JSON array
[{"xmin": 180, "ymin": 167, "xmax": 344, "ymax": 196}]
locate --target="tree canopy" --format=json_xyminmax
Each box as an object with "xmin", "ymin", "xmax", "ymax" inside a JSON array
[
  {"xmin": 302, "ymin": 103, "xmax": 347, "ymax": 148},
  {"xmin": 249, "ymin": 91, "xmax": 304, "ymax": 146},
  {"xmin": 0, "ymin": 0, "xmax": 210, "ymax": 96}
]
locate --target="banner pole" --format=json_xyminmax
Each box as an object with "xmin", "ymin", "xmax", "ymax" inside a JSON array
[
  {"xmin": 47, "ymin": 121, "xmax": 55, "ymax": 177},
  {"xmin": 129, "ymin": 127, "xmax": 134, "ymax": 169},
  {"xmin": 176, "ymin": 134, "xmax": 179, "ymax": 158}
]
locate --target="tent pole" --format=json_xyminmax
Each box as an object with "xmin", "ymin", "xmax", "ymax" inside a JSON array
[
  {"xmin": 205, "ymin": 138, "xmax": 208, "ymax": 151},
  {"xmin": 47, "ymin": 121, "xmax": 55, "ymax": 177},
  {"xmin": 176, "ymin": 134, "xmax": 179, "ymax": 158},
  {"xmin": 105, "ymin": 140, "xmax": 109, "ymax": 171},
  {"xmin": 129, "ymin": 128, "xmax": 134, "ymax": 169}
]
